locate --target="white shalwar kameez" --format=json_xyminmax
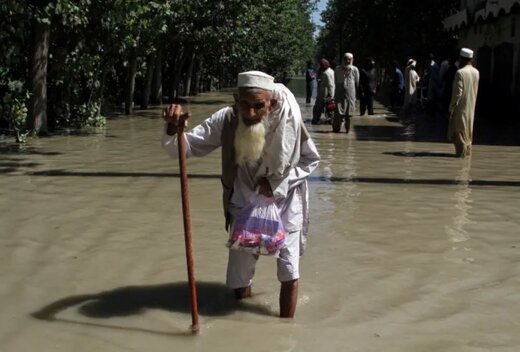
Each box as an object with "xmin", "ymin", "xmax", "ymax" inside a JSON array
[{"xmin": 162, "ymin": 83, "xmax": 320, "ymax": 288}]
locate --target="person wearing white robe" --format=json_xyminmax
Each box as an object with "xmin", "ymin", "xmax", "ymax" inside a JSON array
[
  {"xmin": 401, "ymin": 59, "xmax": 420, "ymax": 117},
  {"xmin": 333, "ymin": 52, "xmax": 359, "ymax": 133},
  {"xmin": 162, "ymin": 71, "xmax": 320, "ymax": 318},
  {"xmin": 448, "ymin": 48, "xmax": 479, "ymax": 158}
]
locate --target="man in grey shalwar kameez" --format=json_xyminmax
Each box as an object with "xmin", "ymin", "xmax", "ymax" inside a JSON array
[
  {"xmin": 312, "ymin": 58, "xmax": 335, "ymax": 124},
  {"xmin": 162, "ymin": 71, "xmax": 320, "ymax": 318},
  {"xmin": 448, "ymin": 48, "xmax": 479, "ymax": 158},
  {"xmin": 333, "ymin": 52, "xmax": 359, "ymax": 133}
]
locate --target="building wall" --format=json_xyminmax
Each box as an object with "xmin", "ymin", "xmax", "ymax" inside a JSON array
[{"xmin": 458, "ymin": 13, "xmax": 520, "ymax": 114}]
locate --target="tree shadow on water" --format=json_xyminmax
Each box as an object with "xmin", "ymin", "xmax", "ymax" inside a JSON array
[
  {"xmin": 31, "ymin": 281, "xmax": 274, "ymax": 336},
  {"xmin": 383, "ymin": 151, "xmax": 456, "ymax": 158},
  {"xmin": 310, "ymin": 130, "xmax": 335, "ymax": 134},
  {"xmin": 384, "ymin": 116, "xmax": 400, "ymax": 123},
  {"xmin": 0, "ymin": 157, "xmax": 42, "ymax": 174},
  {"xmin": 187, "ymin": 99, "xmax": 230, "ymax": 106},
  {"xmin": 0, "ymin": 145, "xmax": 61, "ymax": 156}
]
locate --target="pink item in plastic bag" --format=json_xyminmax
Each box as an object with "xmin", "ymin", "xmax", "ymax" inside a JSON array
[{"xmin": 227, "ymin": 196, "xmax": 285, "ymax": 256}]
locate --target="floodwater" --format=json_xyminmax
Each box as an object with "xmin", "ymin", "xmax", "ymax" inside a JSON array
[{"xmin": 1, "ymin": 82, "xmax": 520, "ymax": 352}]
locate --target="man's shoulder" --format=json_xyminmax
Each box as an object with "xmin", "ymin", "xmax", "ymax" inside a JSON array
[
  {"xmin": 458, "ymin": 65, "xmax": 478, "ymax": 76},
  {"xmin": 213, "ymin": 106, "xmax": 233, "ymax": 117},
  {"xmin": 208, "ymin": 106, "xmax": 234, "ymax": 126},
  {"xmin": 274, "ymin": 82, "xmax": 296, "ymax": 98},
  {"xmin": 469, "ymin": 65, "xmax": 479, "ymax": 75},
  {"xmin": 273, "ymin": 83, "xmax": 300, "ymax": 111}
]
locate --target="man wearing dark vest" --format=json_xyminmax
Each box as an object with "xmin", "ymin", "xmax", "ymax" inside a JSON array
[{"xmin": 162, "ymin": 70, "xmax": 320, "ymax": 318}]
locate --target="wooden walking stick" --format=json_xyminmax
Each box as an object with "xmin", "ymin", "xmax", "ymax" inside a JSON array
[{"xmin": 176, "ymin": 112, "xmax": 199, "ymax": 333}]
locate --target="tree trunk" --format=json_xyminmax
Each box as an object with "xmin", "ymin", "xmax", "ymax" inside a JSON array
[
  {"xmin": 193, "ymin": 57, "xmax": 203, "ymax": 95},
  {"xmin": 184, "ymin": 52, "xmax": 196, "ymax": 96},
  {"xmin": 170, "ymin": 50, "xmax": 182, "ymax": 100},
  {"xmin": 98, "ymin": 66, "xmax": 109, "ymax": 115},
  {"xmin": 151, "ymin": 48, "xmax": 162, "ymax": 104},
  {"xmin": 170, "ymin": 46, "xmax": 191, "ymax": 101},
  {"xmin": 140, "ymin": 53, "xmax": 155, "ymax": 109},
  {"xmin": 28, "ymin": 19, "xmax": 50, "ymax": 135},
  {"xmin": 124, "ymin": 47, "xmax": 138, "ymax": 115}
]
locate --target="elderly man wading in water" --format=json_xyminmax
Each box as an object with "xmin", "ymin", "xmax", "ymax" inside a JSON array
[{"xmin": 162, "ymin": 71, "xmax": 320, "ymax": 318}]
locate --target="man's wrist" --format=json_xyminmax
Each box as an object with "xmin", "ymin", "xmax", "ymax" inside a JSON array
[{"xmin": 166, "ymin": 122, "xmax": 178, "ymax": 136}]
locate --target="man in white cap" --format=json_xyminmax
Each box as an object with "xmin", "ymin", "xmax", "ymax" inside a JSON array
[
  {"xmin": 448, "ymin": 48, "xmax": 479, "ymax": 157},
  {"xmin": 333, "ymin": 52, "xmax": 359, "ymax": 133},
  {"xmin": 401, "ymin": 58, "xmax": 420, "ymax": 117},
  {"xmin": 162, "ymin": 70, "xmax": 320, "ymax": 318}
]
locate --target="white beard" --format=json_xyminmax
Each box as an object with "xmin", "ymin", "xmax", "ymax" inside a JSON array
[{"xmin": 234, "ymin": 114, "xmax": 268, "ymax": 166}]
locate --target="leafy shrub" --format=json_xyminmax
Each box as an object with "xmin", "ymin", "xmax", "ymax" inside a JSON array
[
  {"xmin": 0, "ymin": 80, "xmax": 29, "ymax": 143},
  {"xmin": 69, "ymin": 103, "xmax": 106, "ymax": 129}
]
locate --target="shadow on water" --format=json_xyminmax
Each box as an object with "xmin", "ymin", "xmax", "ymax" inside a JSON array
[
  {"xmin": 472, "ymin": 117, "xmax": 520, "ymax": 146},
  {"xmin": 383, "ymin": 151, "xmax": 456, "ymax": 158},
  {"xmin": 354, "ymin": 125, "xmax": 417, "ymax": 142},
  {"xmin": 353, "ymin": 123, "xmax": 447, "ymax": 143},
  {"xmin": 383, "ymin": 111, "xmax": 520, "ymax": 146},
  {"xmin": 0, "ymin": 167, "xmax": 16, "ymax": 174},
  {"xmin": 0, "ymin": 145, "xmax": 61, "ymax": 156},
  {"xmin": 187, "ymin": 99, "xmax": 230, "ymax": 106},
  {"xmin": 0, "ymin": 151, "xmax": 43, "ymax": 174},
  {"xmin": 0, "ymin": 160, "xmax": 41, "ymax": 174},
  {"xmin": 1, "ymin": 161, "xmax": 41, "ymax": 167},
  {"xmin": 309, "ymin": 176, "xmax": 520, "ymax": 187},
  {"xmin": 23, "ymin": 169, "xmax": 520, "ymax": 187},
  {"xmin": 311, "ymin": 130, "xmax": 335, "ymax": 134},
  {"xmin": 384, "ymin": 116, "xmax": 400, "ymax": 123},
  {"xmin": 32, "ymin": 281, "xmax": 275, "ymax": 337},
  {"xmin": 27, "ymin": 170, "xmax": 221, "ymax": 179}
]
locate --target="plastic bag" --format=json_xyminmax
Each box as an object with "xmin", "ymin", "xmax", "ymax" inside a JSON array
[{"xmin": 227, "ymin": 196, "xmax": 285, "ymax": 256}]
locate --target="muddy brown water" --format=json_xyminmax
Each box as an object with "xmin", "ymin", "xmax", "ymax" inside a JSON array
[{"xmin": 1, "ymin": 88, "xmax": 519, "ymax": 351}]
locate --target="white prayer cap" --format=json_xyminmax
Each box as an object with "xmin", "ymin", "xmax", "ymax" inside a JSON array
[
  {"xmin": 460, "ymin": 48, "xmax": 473, "ymax": 59},
  {"xmin": 407, "ymin": 59, "xmax": 416, "ymax": 66},
  {"xmin": 344, "ymin": 52, "xmax": 354, "ymax": 59},
  {"xmin": 237, "ymin": 71, "xmax": 275, "ymax": 91}
]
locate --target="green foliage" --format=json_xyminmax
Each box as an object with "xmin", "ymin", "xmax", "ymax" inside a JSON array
[
  {"xmin": 145, "ymin": 0, "xmax": 317, "ymax": 81},
  {"xmin": 69, "ymin": 103, "xmax": 106, "ymax": 129},
  {"xmin": 0, "ymin": 80, "xmax": 30, "ymax": 143},
  {"xmin": 51, "ymin": 102, "xmax": 105, "ymax": 130},
  {"xmin": 1, "ymin": 0, "xmax": 316, "ymax": 139},
  {"xmin": 316, "ymin": 0, "xmax": 458, "ymax": 67},
  {"xmin": 0, "ymin": 1, "xmax": 30, "ymax": 86},
  {"xmin": 232, "ymin": 0, "xmax": 316, "ymax": 75}
]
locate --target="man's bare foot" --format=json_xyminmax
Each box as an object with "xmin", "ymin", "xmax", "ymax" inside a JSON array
[{"xmin": 234, "ymin": 286, "xmax": 252, "ymax": 300}]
